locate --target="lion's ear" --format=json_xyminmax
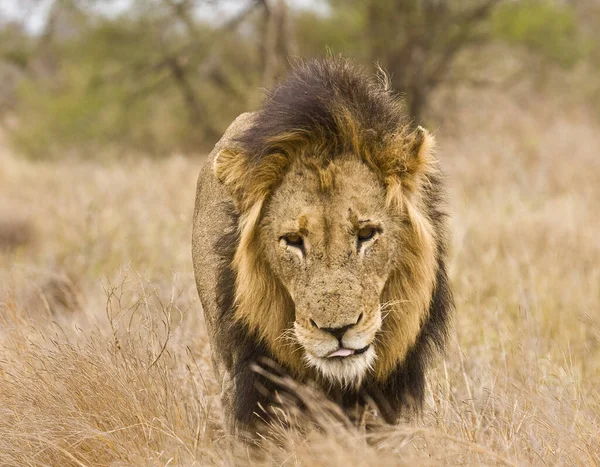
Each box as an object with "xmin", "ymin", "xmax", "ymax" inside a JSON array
[
  {"xmin": 214, "ymin": 147, "xmax": 251, "ymax": 211},
  {"xmin": 210, "ymin": 112, "xmax": 263, "ymax": 211},
  {"xmin": 214, "ymin": 147, "xmax": 246, "ymax": 189},
  {"xmin": 384, "ymin": 126, "xmax": 436, "ymax": 209},
  {"xmin": 215, "ymin": 147, "xmax": 289, "ymax": 213},
  {"xmin": 402, "ymin": 125, "xmax": 436, "ymax": 191}
]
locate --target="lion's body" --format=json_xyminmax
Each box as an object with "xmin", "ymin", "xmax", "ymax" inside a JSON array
[
  {"xmin": 192, "ymin": 59, "xmax": 453, "ymax": 435},
  {"xmin": 192, "ymin": 113, "xmax": 266, "ymax": 431}
]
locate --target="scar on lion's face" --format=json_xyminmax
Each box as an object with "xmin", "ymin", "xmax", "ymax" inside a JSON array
[{"xmin": 260, "ymin": 157, "xmax": 401, "ymax": 384}]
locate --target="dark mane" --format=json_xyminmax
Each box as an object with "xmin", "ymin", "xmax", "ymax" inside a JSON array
[{"xmin": 237, "ymin": 58, "xmax": 412, "ymax": 162}]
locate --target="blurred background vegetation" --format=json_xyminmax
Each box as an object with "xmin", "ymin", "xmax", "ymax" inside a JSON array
[{"xmin": 1, "ymin": 0, "xmax": 599, "ymax": 159}]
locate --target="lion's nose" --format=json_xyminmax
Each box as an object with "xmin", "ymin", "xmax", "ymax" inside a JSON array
[
  {"xmin": 320, "ymin": 323, "xmax": 353, "ymax": 341},
  {"xmin": 310, "ymin": 312, "xmax": 363, "ymax": 341}
]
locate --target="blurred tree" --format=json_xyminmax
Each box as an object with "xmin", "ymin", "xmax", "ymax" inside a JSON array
[
  {"xmin": 3, "ymin": 0, "xmax": 295, "ymax": 156},
  {"xmin": 322, "ymin": 0, "xmax": 503, "ymax": 123},
  {"xmin": 0, "ymin": 22, "xmax": 32, "ymax": 113},
  {"xmin": 0, "ymin": 0, "xmax": 598, "ymax": 158},
  {"xmin": 493, "ymin": 0, "xmax": 581, "ymax": 68}
]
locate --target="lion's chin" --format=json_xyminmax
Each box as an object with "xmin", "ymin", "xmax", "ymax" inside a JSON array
[{"xmin": 304, "ymin": 346, "xmax": 377, "ymax": 387}]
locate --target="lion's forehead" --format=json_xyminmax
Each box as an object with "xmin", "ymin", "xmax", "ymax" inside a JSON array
[{"xmin": 268, "ymin": 157, "xmax": 388, "ymax": 226}]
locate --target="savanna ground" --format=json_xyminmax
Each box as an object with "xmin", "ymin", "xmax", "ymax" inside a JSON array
[{"xmin": 1, "ymin": 85, "xmax": 599, "ymax": 466}]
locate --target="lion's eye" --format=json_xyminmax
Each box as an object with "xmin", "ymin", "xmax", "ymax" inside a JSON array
[
  {"xmin": 283, "ymin": 233, "xmax": 304, "ymax": 248},
  {"xmin": 357, "ymin": 226, "xmax": 377, "ymax": 242}
]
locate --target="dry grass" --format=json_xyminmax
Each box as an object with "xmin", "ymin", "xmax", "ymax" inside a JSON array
[{"xmin": 1, "ymin": 86, "xmax": 599, "ymax": 465}]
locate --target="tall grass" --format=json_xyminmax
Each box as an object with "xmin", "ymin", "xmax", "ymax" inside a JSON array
[{"xmin": 0, "ymin": 86, "xmax": 599, "ymax": 465}]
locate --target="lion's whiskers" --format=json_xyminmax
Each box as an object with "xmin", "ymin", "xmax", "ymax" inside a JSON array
[{"xmin": 276, "ymin": 328, "xmax": 297, "ymax": 343}]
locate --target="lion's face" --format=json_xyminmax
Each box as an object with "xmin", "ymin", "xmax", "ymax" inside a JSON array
[{"xmin": 260, "ymin": 157, "xmax": 402, "ymax": 385}]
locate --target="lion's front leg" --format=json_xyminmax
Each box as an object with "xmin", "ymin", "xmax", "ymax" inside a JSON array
[{"xmin": 212, "ymin": 328, "xmax": 276, "ymax": 437}]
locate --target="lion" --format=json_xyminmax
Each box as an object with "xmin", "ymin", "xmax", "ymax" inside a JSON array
[{"xmin": 192, "ymin": 58, "xmax": 453, "ymax": 435}]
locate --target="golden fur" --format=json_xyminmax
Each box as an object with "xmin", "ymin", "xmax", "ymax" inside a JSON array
[
  {"xmin": 193, "ymin": 58, "xmax": 453, "ymax": 431},
  {"xmin": 214, "ymin": 116, "xmax": 440, "ymax": 382}
]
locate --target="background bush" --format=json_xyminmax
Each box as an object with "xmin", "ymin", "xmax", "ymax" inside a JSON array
[{"xmin": 0, "ymin": 0, "xmax": 598, "ymax": 158}]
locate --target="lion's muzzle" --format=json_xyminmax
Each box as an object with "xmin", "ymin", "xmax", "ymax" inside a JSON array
[{"xmin": 292, "ymin": 306, "xmax": 382, "ymax": 385}]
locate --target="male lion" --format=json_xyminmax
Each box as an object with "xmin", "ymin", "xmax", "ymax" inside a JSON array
[{"xmin": 192, "ymin": 58, "xmax": 453, "ymax": 435}]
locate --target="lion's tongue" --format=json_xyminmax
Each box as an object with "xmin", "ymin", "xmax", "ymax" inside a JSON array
[{"xmin": 327, "ymin": 348, "xmax": 355, "ymax": 358}]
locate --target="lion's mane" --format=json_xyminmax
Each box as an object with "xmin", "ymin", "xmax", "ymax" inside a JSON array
[{"xmin": 194, "ymin": 58, "xmax": 454, "ymax": 430}]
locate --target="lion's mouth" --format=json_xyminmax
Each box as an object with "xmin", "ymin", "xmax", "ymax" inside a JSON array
[
  {"xmin": 326, "ymin": 345, "xmax": 370, "ymax": 358},
  {"xmin": 304, "ymin": 344, "xmax": 376, "ymax": 384}
]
